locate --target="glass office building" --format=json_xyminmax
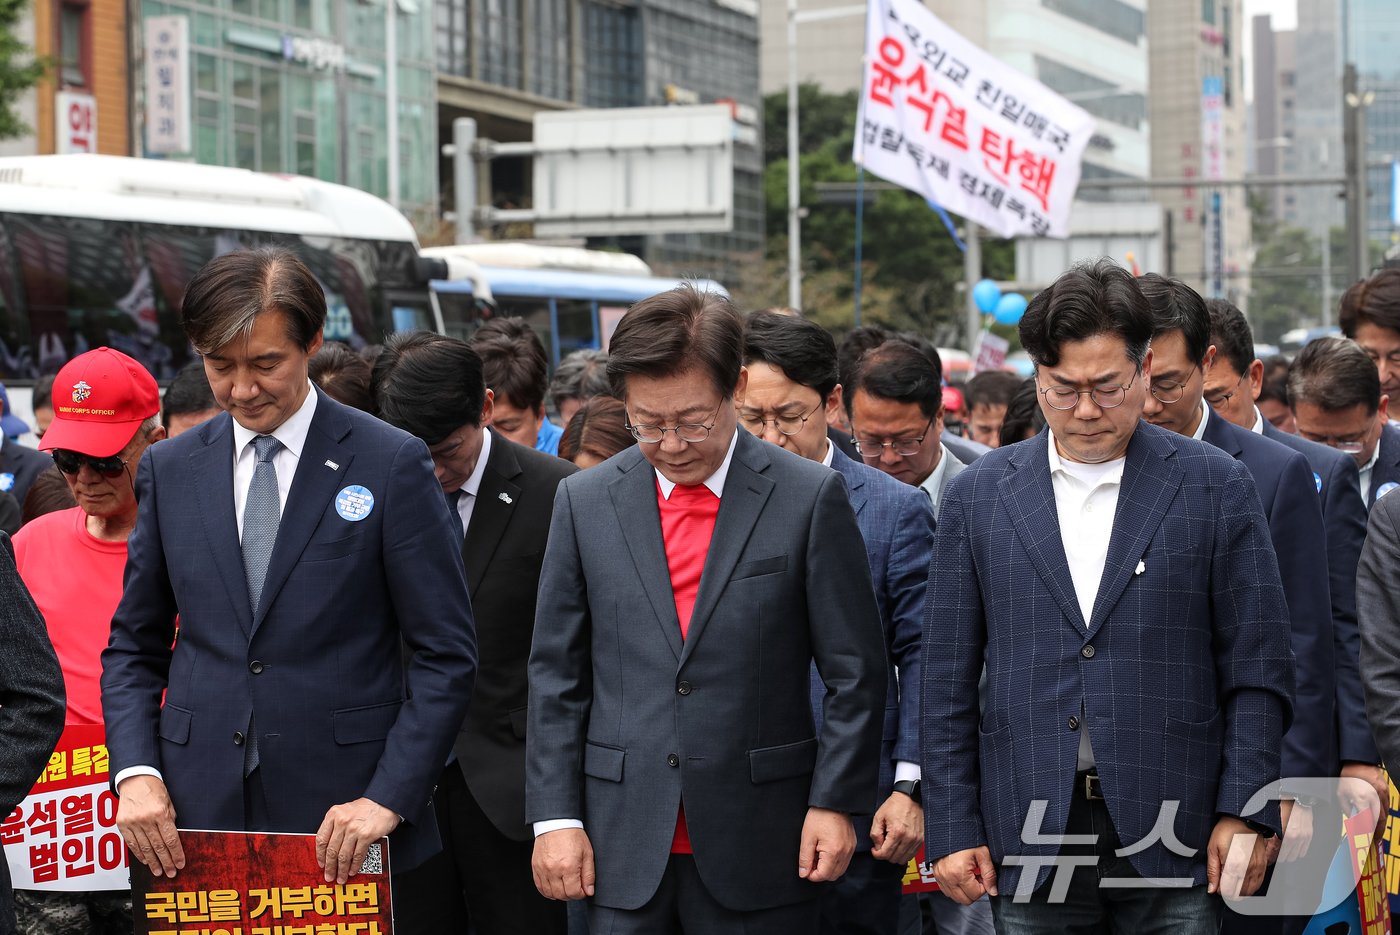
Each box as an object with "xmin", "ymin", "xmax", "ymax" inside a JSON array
[
  {"xmin": 1347, "ymin": 0, "xmax": 1400, "ymax": 242},
  {"xmin": 137, "ymin": 0, "xmax": 438, "ymax": 229},
  {"xmin": 435, "ymin": 0, "xmax": 763, "ymax": 286}
]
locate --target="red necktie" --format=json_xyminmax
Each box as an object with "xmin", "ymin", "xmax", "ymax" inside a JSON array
[{"xmin": 656, "ymin": 480, "xmax": 721, "ymax": 853}]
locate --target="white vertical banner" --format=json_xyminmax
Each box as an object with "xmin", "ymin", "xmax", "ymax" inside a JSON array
[
  {"xmin": 144, "ymin": 15, "xmax": 191, "ymax": 155},
  {"xmin": 55, "ymin": 92, "xmax": 97, "ymax": 153},
  {"xmin": 854, "ymin": 0, "xmax": 1096, "ymax": 239}
]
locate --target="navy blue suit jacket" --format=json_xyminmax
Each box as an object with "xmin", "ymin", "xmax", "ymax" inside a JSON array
[
  {"xmin": 1263, "ymin": 421, "xmax": 1378, "ymax": 766},
  {"xmin": 922, "ymin": 424, "xmax": 1294, "ymax": 894},
  {"xmin": 1368, "ymin": 423, "xmax": 1400, "ymax": 510},
  {"xmin": 0, "ymin": 437, "xmax": 50, "ymax": 511},
  {"xmin": 101, "ymin": 390, "xmax": 477, "ymax": 871},
  {"xmin": 1202, "ymin": 412, "xmax": 1335, "ymax": 781},
  {"xmin": 812, "ymin": 447, "xmax": 934, "ymax": 849}
]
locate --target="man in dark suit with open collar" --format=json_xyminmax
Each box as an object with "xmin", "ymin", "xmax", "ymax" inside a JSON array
[
  {"xmin": 527, "ymin": 286, "xmax": 887, "ymax": 933},
  {"xmin": 373, "ymin": 331, "xmax": 574, "ymax": 935},
  {"xmin": 924, "ymin": 260, "xmax": 1294, "ymax": 933},
  {"xmin": 101, "ymin": 248, "xmax": 476, "ymax": 892}
]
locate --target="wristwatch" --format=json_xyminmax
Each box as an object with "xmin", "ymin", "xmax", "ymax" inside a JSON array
[{"xmin": 893, "ymin": 779, "xmax": 921, "ymax": 803}]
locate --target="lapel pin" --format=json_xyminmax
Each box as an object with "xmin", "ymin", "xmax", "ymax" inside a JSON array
[
  {"xmin": 324, "ymin": 460, "xmax": 340, "ymax": 470},
  {"xmin": 1134, "ymin": 560, "xmax": 1146, "ymax": 576},
  {"xmin": 498, "ymin": 492, "xmax": 513, "ymax": 505}
]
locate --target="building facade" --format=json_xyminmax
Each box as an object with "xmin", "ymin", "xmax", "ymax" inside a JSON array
[
  {"xmin": 1147, "ymin": 0, "xmax": 1250, "ymax": 301},
  {"xmin": 1347, "ymin": 0, "xmax": 1399, "ymax": 246},
  {"xmin": 133, "ymin": 0, "xmax": 438, "ymax": 229},
  {"xmin": 1251, "ymin": 16, "xmax": 1299, "ymax": 226},
  {"xmin": 435, "ymin": 0, "xmax": 764, "ymax": 286},
  {"xmin": 0, "ymin": 0, "xmax": 130, "ymax": 158}
]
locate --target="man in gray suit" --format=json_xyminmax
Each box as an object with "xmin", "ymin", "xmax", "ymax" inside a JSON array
[
  {"xmin": 1357, "ymin": 482, "xmax": 1400, "ymax": 800},
  {"xmin": 526, "ymin": 286, "xmax": 888, "ymax": 933},
  {"xmin": 846, "ymin": 340, "xmax": 966, "ymax": 518}
]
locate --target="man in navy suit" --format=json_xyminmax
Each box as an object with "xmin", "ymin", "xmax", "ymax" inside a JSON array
[
  {"xmin": 1138, "ymin": 276, "xmax": 1335, "ymax": 931},
  {"xmin": 1287, "ymin": 336, "xmax": 1400, "ymax": 511},
  {"xmin": 1204, "ymin": 301, "xmax": 1387, "ymax": 817},
  {"xmin": 101, "ymin": 248, "xmax": 477, "ymax": 890},
  {"xmin": 740, "ymin": 311, "xmax": 937, "ymax": 935},
  {"xmin": 923, "ymin": 260, "xmax": 1294, "ymax": 932}
]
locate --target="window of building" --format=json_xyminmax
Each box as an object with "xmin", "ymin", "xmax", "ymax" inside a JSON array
[
  {"xmin": 1041, "ymin": 0, "xmax": 1143, "ymax": 46},
  {"xmin": 436, "ymin": 0, "xmax": 470, "ymax": 78},
  {"xmin": 1202, "ymin": 0, "xmax": 1216, "ymax": 25},
  {"xmin": 582, "ymin": 1, "xmax": 643, "ymax": 108},
  {"xmin": 58, "ymin": 1, "xmax": 89, "ymax": 87},
  {"xmin": 531, "ymin": 0, "xmax": 571, "ymax": 100},
  {"xmin": 478, "ymin": 0, "xmax": 523, "ymax": 88}
]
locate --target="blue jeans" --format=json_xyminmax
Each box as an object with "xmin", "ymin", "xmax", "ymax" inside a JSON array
[{"xmin": 990, "ymin": 792, "xmax": 1221, "ymax": 935}]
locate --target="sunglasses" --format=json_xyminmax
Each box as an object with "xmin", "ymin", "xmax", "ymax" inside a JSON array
[{"xmin": 52, "ymin": 449, "xmax": 129, "ymax": 479}]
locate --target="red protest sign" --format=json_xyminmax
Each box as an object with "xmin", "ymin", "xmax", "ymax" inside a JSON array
[{"xmin": 132, "ymin": 831, "xmax": 394, "ymax": 935}]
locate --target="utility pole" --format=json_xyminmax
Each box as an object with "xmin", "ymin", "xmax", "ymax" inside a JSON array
[
  {"xmin": 964, "ymin": 221, "xmax": 981, "ymax": 349},
  {"xmin": 786, "ymin": 0, "xmax": 802, "ymax": 310},
  {"xmin": 1343, "ymin": 63, "xmax": 1374, "ymax": 285}
]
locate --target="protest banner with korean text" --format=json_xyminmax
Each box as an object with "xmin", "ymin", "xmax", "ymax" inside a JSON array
[
  {"xmin": 132, "ymin": 830, "xmax": 393, "ymax": 935},
  {"xmin": 854, "ymin": 0, "xmax": 1095, "ymax": 239},
  {"xmin": 3, "ymin": 724, "xmax": 128, "ymax": 891}
]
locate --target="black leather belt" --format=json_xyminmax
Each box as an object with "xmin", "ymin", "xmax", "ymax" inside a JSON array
[{"xmin": 1077, "ymin": 770, "xmax": 1103, "ymax": 801}]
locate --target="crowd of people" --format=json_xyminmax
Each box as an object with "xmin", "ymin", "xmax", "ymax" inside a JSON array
[{"xmin": 2, "ymin": 254, "xmax": 1400, "ymax": 935}]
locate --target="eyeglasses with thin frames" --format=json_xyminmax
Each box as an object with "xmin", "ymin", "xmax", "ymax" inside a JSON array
[
  {"xmin": 1148, "ymin": 366, "xmax": 1198, "ymax": 405},
  {"xmin": 625, "ymin": 400, "xmax": 725, "ymax": 444},
  {"xmin": 737, "ymin": 401, "xmax": 824, "ymax": 438},
  {"xmin": 854, "ymin": 417, "xmax": 935, "ymax": 460},
  {"xmin": 1038, "ymin": 372, "xmax": 1139, "ymax": 411},
  {"xmin": 1204, "ymin": 370, "xmax": 1248, "ymax": 411}
]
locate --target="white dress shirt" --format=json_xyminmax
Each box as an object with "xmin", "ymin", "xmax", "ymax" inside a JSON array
[
  {"xmin": 1250, "ymin": 406, "xmax": 1266, "ymax": 435},
  {"xmin": 917, "ymin": 444, "xmax": 954, "ymax": 513},
  {"xmin": 118, "ymin": 384, "xmax": 320, "ymax": 792},
  {"xmin": 1189, "ymin": 400, "xmax": 1210, "ymax": 442},
  {"xmin": 231, "ymin": 384, "xmax": 319, "ymax": 536},
  {"xmin": 1360, "ymin": 443, "xmax": 1382, "ymax": 504},
  {"xmin": 1047, "ymin": 433, "xmax": 1126, "ymax": 772},
  {"xmin": 534, "ymin": 430, "xmax": 739, "ymax": 838},
  {"xmin": 453, "ymin": 428, "xmax": 493, "ymax": 535}
]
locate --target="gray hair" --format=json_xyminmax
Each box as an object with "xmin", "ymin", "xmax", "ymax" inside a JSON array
[
  {"xmin": 1287, "ymin": 336, "xmax": 1381, "ymax": 415},
  {"xmin": 548, "ymin": 349, "xmax": 610, "ymax": 407}
]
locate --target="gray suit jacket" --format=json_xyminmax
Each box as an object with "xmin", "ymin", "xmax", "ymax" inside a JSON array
[
  {"xmin": 526, "ymin": 428, "xmax": 887, "ymax": 912},
  {"xmin": 1358, "ymin": 490, "xmax": 1400, "ymax": 769},
  {"xmin": 0, "ymin": 533, "xmax": 65, "ymax": 935}
]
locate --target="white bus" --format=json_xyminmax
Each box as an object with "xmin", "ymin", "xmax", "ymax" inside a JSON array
[
  {"xmin": 423, "ymin": 242, "xmax": 727, "ymax": 367},
  {"xmin": 0, "ymin": 154, "xmax": 442, "ymax": 393}
]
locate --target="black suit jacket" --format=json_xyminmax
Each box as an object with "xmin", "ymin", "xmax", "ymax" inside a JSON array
[
  {"xmin": 0, "ymin": 533, "xmax": 65, "ymax": 935},
  {"xmin": 453, "ymin": 431, "xmax": 576, "ymax": 841},
  {"xmin": 0, "ymin": 438, "xmax": 51, "ymax": 512}
]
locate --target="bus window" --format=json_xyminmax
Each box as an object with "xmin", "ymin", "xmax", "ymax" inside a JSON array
[{"xmin": 556, "ymin": 299, "xmax": 596, "ymax": 358}]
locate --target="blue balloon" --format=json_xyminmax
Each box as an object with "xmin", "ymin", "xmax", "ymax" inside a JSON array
[
  {"xmin": 993, "ymin": 293, "xmax": 1028, "ymax": 326},
  {"xmin": 972, "ymin": 279, "xmax": 1002, "ymax": 313}
]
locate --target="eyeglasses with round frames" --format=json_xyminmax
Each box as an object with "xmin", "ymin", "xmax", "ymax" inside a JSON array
[
  {"xmin": 1148, "ymin": 366, "xmax": 1199, "ymax": 405},
  {"xmin": 854, "ymin": 417, "xmax": 935, "ymax": 460},
  {"xmin": 1298, "ymin": 431, "xmax": 1367, "ymax": 455},
  {"xmin": 1038, "ymin": 372, "xmax": 1139, "ymax": 412},
  {"xmin": 625, "ymin": 400, "xmax": 725, "ymax": 445},
  {"xmin": 737, "ymin": 401, "xmax": 824, "ymax": 438},
  {"xmin": 52, "ymin": 449, "xmax": 129, "ymax": 479},
  {"xmin": 1204, "ymin": 370, "xmax": 1248, "ymax": 410}
]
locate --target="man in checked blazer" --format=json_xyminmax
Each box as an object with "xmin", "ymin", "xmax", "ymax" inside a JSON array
[
  {"xmin": 526, "ymin": 286, "xmax": 887, "ymax": 933},
  {"xmin": 923, "ymin": 259, "xmax": 1295, "ymax": 933}
]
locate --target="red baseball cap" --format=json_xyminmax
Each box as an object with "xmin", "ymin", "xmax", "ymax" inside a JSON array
[
  {"xmin": 41, "ymin": 348, "xmax": 160, "ymax": 457},
  {"xmin": 942, "ymin": 385, "xmax": 965, "ymax": 415}
]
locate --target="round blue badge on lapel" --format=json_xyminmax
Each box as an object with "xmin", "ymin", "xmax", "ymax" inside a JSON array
[
  {"xmin": 1379, "ymin": 482, "xmax": 1400, "ymax": 501},
  {"xmin": 1314, "ymin": 472, "xmax": 1323, "ymax": 493},
  {"xmin": 335, "ymin": 485, "xmax": 374, "ymax": 522},
  {"xmin": 0, "ymin": 472, "xmax": 12, "ymax": 493}
]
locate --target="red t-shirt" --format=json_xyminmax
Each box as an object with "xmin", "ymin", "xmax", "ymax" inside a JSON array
[{"xmin": 13, "ymin": 506, "xmax": 129, "ymax": 726}]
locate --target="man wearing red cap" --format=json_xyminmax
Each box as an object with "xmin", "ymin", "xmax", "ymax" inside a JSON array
[{"xmin": 11, "ymin": 347, "xmax": 163, "ymax": 934}]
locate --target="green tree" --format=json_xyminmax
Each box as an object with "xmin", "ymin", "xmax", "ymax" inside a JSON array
[
  {"xmin": 755, "ymin": 84, "xmax": 1014, "ymax": 347},
  {"xmin": 0, "ymin": 0, "xmax": 45, "ymax": 140}
]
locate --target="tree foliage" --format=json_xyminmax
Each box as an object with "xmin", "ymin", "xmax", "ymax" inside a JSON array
[
  {"xmin": 748, "ymin": 84, "xmax": 1013, "ymax": 347},
  {"xmin": 0, "ymin": 0, "xmax": 45, "ymax": 141}
]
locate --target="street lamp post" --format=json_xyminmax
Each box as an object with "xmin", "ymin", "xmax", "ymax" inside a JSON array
[{"xmin": 1344, "ymin": 63, "xmax": 1375, "ymax": 285}]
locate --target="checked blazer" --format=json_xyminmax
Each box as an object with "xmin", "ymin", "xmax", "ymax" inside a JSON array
[{"xmin": 921, "ymin": 422, "xmax": 1295, "ymax": 895}]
